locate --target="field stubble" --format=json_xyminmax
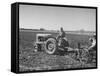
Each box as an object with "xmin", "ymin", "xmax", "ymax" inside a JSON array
[{"xmin": 19, "ymin": 30, "xmax": 96, "ymax": 71}]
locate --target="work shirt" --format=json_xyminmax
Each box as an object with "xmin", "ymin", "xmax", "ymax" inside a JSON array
[{"xmin": 89, "ymin": 38, "xmax": 96, "ymax": 50}]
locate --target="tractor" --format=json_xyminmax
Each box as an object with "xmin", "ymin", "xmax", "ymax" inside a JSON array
[{"xmin": 34, "ymin": 33, "xmax": 69, "ymax": 54}]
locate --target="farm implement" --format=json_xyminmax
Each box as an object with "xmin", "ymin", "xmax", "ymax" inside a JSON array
[{"xmin": 34, "ymin": 34, "xmax": 96, "ymax": 63}]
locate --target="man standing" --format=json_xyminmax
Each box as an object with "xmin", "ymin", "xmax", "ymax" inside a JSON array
[
  {"xmin": 88, "ymin": 35, "xmax": 96, "ymax": 63},
  {"xmin": 88, "ymin": 35, "xmax": 96, "ymax": 51}
]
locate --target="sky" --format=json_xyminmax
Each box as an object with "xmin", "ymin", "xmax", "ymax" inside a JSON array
[{"xmin": 19, "ymin": 5, "xmax": 96, "ymax": 31}]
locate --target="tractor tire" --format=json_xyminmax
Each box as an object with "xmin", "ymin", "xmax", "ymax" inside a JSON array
[
  {"xmin": 36, "ymin": 44, "xmax": 42, "ymax": 51},
  {"xmin": 44, "ymin": 37, "xmax": 58, "ymax": 54}
]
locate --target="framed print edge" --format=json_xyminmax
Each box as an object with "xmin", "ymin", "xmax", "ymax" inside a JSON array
[
  {"xmin": 11, "ymin": 2, "xmax": 19, "ymax": 73},
  {"xmin": 11, "ymin": 2, "xmax": 98, "ymax": 74}
]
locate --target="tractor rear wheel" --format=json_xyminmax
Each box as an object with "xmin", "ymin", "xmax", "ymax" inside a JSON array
[{"xmin": 44, "ymin": 37, "xmax": 57, "ymax": 54}]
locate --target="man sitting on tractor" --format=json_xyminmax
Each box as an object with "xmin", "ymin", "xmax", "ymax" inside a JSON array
[{"xmin": 56, "ymin": 27, "xmax": 69, "ymax": 51}]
